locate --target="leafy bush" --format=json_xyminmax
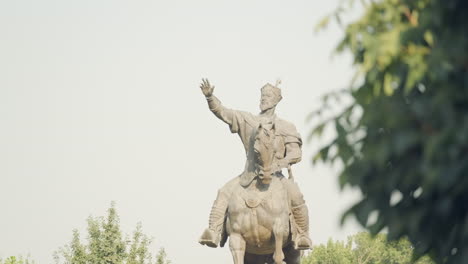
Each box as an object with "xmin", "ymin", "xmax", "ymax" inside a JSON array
[{"xmin": 302, "ymin": 232, "xmax": 433, "ymax": 264}]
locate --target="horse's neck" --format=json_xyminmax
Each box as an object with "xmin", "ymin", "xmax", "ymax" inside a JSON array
[{"xmin": 244, "ymin": 178, "xmax": 280, "ymax": 193}]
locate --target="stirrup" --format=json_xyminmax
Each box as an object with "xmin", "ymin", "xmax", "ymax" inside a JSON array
[
  {"xmin": 199, "ymin": 228, "xmax": 220, "ymax": 248},
  {"xmin": 294, "ymin": 234, "xmax": 312, "ymax": 250}
]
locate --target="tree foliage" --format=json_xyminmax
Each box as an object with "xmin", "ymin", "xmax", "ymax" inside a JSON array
[
  {"xmin": 154, "ymin": 249, "xmax": 169, "ymax": 264},
  {"xmin": 301, "ymin": 232, "xmax": 434, "ymax": 264},
  {"xmin": 311, "ymin": 0, "xmax": 468, "ymax": 263},
  {"xmin": 0, "ymin": 256, "xmax": 35, "ymax": 264},
  {"xmin": 54, "ymin": 203, "xmax": 170, "ymax": 264}
]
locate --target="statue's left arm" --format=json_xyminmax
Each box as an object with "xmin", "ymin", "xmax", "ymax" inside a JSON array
[
  {"xmin": 277, "ymin": 120, "xmax": 303, "ymax": 169},
  {"xmin": 278, "ymin": 142, "xmax": 302, "ymax": 169}
]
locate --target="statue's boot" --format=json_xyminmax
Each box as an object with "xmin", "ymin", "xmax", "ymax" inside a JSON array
[
  {"xmin": 292, "ymin": 204, "xmax": 312, "ymax": 250},
  {"xmin": 199, "ymin": 192, "xmax": 228, "ymax": 248}
]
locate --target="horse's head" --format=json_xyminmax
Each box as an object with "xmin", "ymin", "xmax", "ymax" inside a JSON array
[{"xmin": 253, "ymin": 122, "xmax": 276, "ymax": 185}]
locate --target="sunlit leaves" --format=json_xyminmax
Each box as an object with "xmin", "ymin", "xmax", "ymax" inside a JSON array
[{"xmin": 301, "ymin": 232, "xmax": 434, "ymax": 264}]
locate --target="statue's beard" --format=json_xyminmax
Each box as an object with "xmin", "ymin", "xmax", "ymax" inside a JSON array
[{"xmin": 260, "ymin": 101, "xmax": 276, "ymax": 112}]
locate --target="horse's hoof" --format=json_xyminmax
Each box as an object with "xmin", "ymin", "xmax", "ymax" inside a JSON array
[{"xmin": 273, "ymin": 252, "xmax": 285, "ymax": 264}]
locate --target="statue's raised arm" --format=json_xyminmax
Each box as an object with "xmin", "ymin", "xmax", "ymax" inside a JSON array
[
  {"xmin": 200, "ymin": 78, "xmax": 214, "ymax": 97},
  {"xmin": 199, "ymin": 78, "xmax": 240, "ymax": 131}
]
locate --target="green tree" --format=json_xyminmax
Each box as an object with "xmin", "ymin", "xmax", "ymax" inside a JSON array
[
  {"xmin": 302, "ymin": 238, "xmax": 354, "ymax": 264},
  {"xmin": 54, "ymin": 203, "xmax": 170, "ymax": 264},
  {"xmin": 0, "ymin": 256, "xmax": 35, "ymax": 264},
  {"xmin": 301, "ymin": 232, "xmax": 434, "ymax": 264},
  {"xmin": 100, "ymin": 204, "xmax": 126, "ymax": 264},
  {"xmin": 311, "ymin": 0, "xmax": 468, "ymax": 263},
  {"xmin": 127, "ymin": 223, "xmax": 153, "ymax": 264},
  {"xmin": 154, "ymin": 249, "xmax": 170, "ymax": 264}
]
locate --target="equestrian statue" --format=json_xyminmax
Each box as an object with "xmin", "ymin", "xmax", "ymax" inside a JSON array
[{"xmin": 198, "ymin": 79, "xmax": 312, "ymax": 264}]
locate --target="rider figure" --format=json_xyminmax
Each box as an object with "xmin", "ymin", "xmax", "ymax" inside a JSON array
[{"xmin": 198, "ymin": 79, "xmax": 312, "ymax": 250}]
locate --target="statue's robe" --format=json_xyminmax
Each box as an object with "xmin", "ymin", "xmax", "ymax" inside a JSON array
[{"xmin": 208, "ymin": 97, "xmax": 302, "ymax": 187}]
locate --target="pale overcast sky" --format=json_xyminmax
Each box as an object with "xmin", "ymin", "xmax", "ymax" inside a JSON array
[{"xmin": 0, "ymin": 0, "xmax": 362, "ymax": 263}]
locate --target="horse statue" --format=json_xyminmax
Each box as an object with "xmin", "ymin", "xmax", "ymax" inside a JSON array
[{"xmin": 223, "ymin": 122, "xmax": 301, "ymax": 264}]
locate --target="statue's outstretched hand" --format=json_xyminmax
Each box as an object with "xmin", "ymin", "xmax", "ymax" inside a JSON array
[{"xmin": 200, "ymin": 78, "xmax": 214, "ymax": 97}]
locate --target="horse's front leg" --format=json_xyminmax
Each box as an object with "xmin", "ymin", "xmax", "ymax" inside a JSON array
[
  {"xmin": 272, "ymin": 220, "xmax": 285, "ymax": 264},
  {"xmin": 229, "ymin": 233, "xmax": 246, "ymax": 264}
]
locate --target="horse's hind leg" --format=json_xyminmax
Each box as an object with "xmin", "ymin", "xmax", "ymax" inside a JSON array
[
  {"xmin": 244, "ymin": 252, "xmax": 270, "ymax": 264},
  {"xmin": 272, "ymin": 221, "xmax": 285, "ymax": 264},
  {"xmin": 283, "ymin": 243, "xmax": 301, "ymax": 264},
  {"xmin": 229, "ymin": 233, "xmax": 246, "ymax": 264}
]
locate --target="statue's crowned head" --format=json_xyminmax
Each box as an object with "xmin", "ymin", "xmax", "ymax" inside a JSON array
[{"xmin": 260, "ymin": 82, "xmax": 282, "ymax": 112}]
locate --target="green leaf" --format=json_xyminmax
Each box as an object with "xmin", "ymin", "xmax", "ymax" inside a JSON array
[
  {"xmin": 314, "ymin": 15, "xmax": 331, "ymax": 32},
  {"xmin": 384, "ymin": 73, "xmax": 395, "ymax": 96},
  {"xmin": 424, "ymin": 30, "xmax": 434, "ymax": 47}
]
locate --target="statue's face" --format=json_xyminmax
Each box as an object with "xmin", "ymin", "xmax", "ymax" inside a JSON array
[{"xmin": 260, "ymin": 89, "xmax": 279, "ymax": 112}]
